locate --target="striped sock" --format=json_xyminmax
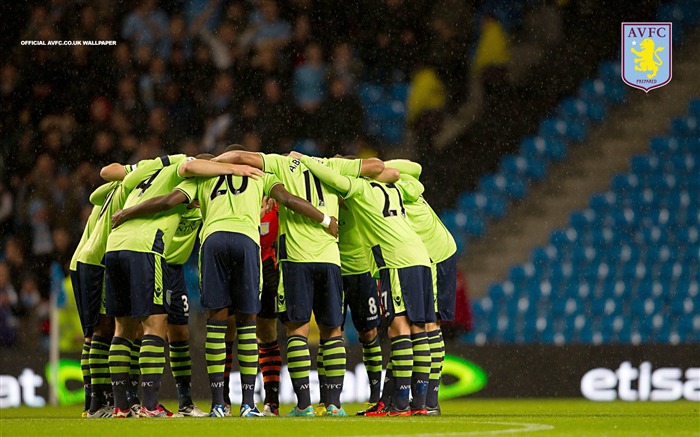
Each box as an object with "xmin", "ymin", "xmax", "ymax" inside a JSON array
[
  {"xmin": 81, "ymin": 341, "xmax": 91, "ymax": 411},
  {"xmin": 206, "ymin": 320, "xmax": 227, "ymax": 407},
  {"xmin": 390, "ymin": 335, "xmax": 413, "ymax": 410},
  {"xmin": 140, "ymin": 335, "xmax": 166, "ymax": 410},
  {"xmin": 410, "ymin": 331, "xmax": 431, "ymax": 409},
  {"xmin": 237, "ymin": 321, "xmax": 258, "ymax": 407},
  {"xmin": 287, "ymin": 335, "xmax": 311, "ymax": 409},
  {"xmin": 127, "ymin": 339, "xmax": 141, "ymax": 404},
  {"xmin": 362, "ymin": 336, "xmax": 383, "ymax": 403},
  {"xmin": 224, "ymin": 341, "xmax": 233, "ymax": 405},
  {"xmin": 426, "ymin": 329, "xmax": 444, "ymax": 408},
  {"xmin": 108, "ymin": 337, "xmax": 132, "ymax": 410},
  {"xmin": 259, "ymin": 340, "xmax": 281, "ymax": 405},
  {"xmin": 169, "ymin": 340, "xmax": 192, "ymax": 408},
  {"xmin": 89, "ymin": 335, "xmax": 112, "ymax": 410},
  {"xmin": 317, "ymin": 340, "xmax": 326, "ymax": 405},
  {"xmin": 323, "ymin": 336, "xmax": 346, "ymax": 408}
]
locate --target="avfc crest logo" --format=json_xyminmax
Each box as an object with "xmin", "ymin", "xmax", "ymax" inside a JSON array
[{"xmin": 622, "ymin": 22, "xmax": 672, "ymax": 92}]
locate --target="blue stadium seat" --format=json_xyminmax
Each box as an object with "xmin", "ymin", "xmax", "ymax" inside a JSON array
[
  {"xmin": 578, "ymin": 78, "xmax": 626, "ymax": 105},
  {"xmin": 649, "ymin": 136, "xmax": 680, "ymax": 155},
  {"xmin": 390, "ymin": 83, "xmax": 410, "ymax": 102},
  {"xmin": 520, "ymin": 136, "xmax": 567, "ymax": 162},
  {"xmin": 671, "ymin": 116, "xmax": 699, "ymax": 137},
  {"xmin": 539, "ymin": 118, "xmax": 587, "ymax": 143},
  {"xmin": 689, "ymin": 99, "xmax": 700, "ymax": 118}
]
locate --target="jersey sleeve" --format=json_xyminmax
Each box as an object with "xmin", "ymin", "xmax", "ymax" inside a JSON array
[
  {"xmin": 260, "ymin": 153, "xmax": 285, "ymax": 174},
  {"xmin": 175, "ymin": 178, "xmax": 199, "ymax": 203},
  {"xmin": 263, "ymin": 173, "xmax": 283, "ymax": 196},
  {"xmin": 89, "ymin": 182, "xmax": 118, "ymax": 206},
  {"xmin": 384, "ymin": 159, "xmax": 422, "ymax": 179},
  {"xmin": 328, "ymin": 158, "xmax": 362, "ymax": 178},
  {"xmin": 396, "ymin": 174, "xmax": 424, "ymax": 202},
  {"xmin": 300, "ymin": 155, "xmax": 353, "ymax": 196}
]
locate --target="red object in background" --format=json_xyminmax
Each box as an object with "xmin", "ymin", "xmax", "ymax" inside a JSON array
[
  {"xmin": 260, "ymin": 203, "xmax": 279, "ymax": 264},
  {"xmin": 442, "ymin": 269, "xmax": 472, "ymax": 334}
]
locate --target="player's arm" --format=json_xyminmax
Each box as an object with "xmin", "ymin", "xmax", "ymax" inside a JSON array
[
  {"xmin": 384, "ymin": 159, "xmax": 422, "ymax": 179},
  {"xmin": 178, "ymin": 158, "xmax": 264, "ymax": 179},
  {"xmin": 359, "ymin": 158, "xmax": 385, "ymax": 178},
  {"xmin": 212, "ymin": 150, "xmax": 264, "ymax": 169},
  {"xmin": 269, "ymin": 184, "xmax": 338, "ymax": 238},
  {"xmin": 299, "ymin": 155, "xmax": 352, "ymax": 196},
  {"xmin": 372, "ymin": 167, "xmax": 401, "ymax": 183},
  {"xmin": 111, "ymin": 189, "xmax": 189, "ymax": 228},
  {"xmin": 100, "ymin": 163, "xmax": 129, "ymax": 181}
]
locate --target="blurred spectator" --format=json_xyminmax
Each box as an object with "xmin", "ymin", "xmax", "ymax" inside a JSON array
[
  {"xmin": 0, "ymin": 262, "xmax": 20, "ymax": 347},
  {"xmin": 245, "ymin": 0, "xmax": 291, "ymax": 54},
  {"xmin": 122, "ymin": 0, "xmax": 172, "ymax": 60},
  {"xmin": 406, "ymin": 65, "xmax": 446, "ymax": 126},
  {"xmin": 139, "ymin": 57, "xmax": 170, "ymax": 109},
  {"xmin": 473, "ymin": 14, "xmax": 511, "ymax": 76},
  {"xmin": 0, "ymin": 180, "xmax": 13, "ymax": 240},
  {"xmin": 330, "ymin": 41, "xmax": 363, "ymax": 92},
  {"xmin": 3, "ymin": 238, "xmax": 27, "ymax": 293},
  {"xmin": 316, "ymin": 76, "xmax": 364, "ymax": 156},
  {"xmin": 293, "ymin": 42, "xmax": 326, "ymax": 112},
  {"xmin": 257, "ymin": 78, "xmax": 297, "ymax": 151}
]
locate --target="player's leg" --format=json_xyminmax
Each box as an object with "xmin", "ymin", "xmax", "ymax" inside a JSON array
[
  {"xmin": 88, "ymin": 314, "xmax": 115, "ymax": 416},
  {"xmin": 127, "ymin": 324, "xmax": 143, "ymax": 415},
  {"xmin": 230, "ymin": 233, "xmax": 264, "ymax": 417},
  {"xmin": 130, "ymin": 252, "xmax": 173, "ymax": 417},
  {"xmin": 314, "ymin": 263, "xmax": 347, "ymax": 416},
  {"xmin": 223, "ymin": 313, "xmax": 236, "ymax": 415},
  {"xmin": 403, "ymin": 265, "xmax": 435, "ymax": 415},
  {"xmin": 257, "ymin": 256, "xmax": 281, "ymax": 416},
  {"xmin": 70, "ymin": 268, "xmax": 91, "ymax": 417},
  {"xmin": 367, "ymin": 268, "xmax": 412, "ymax": 416},
  {"xmin": 104, "ymin": 251, "xmax": 137, "ymax": 418},
  {"xmin": 165, "ymin": 263, "xmax": 205, "ymax": 417},
  {"xmin": 345, "ymin": 272, "xmax": 383, "ymax": 406},
  {"xmin": 200, "ymin": 233, "xmax": 235, "ymax": 417},
  {"xmin": 279, "ymin": 262, "xmax": 315, "ymax": 416},
  {"xmin": 426, "ymin": 255, "xmax": 457, "ymax": 414},
  {"xmin": 78, "ymin": 263, "xmax": 115, "ymax": 416}
]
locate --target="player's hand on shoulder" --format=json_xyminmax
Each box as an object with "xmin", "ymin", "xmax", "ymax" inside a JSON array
[
  {"xmin": 289, "ymin": 151, "xmax": 304, "ymax": 159},
  {"xmin": 326, "ymin": 216, "xmax": 339, "ymax": 238},
  {"xmin": 232, "ymin": 164, "xmax": 265, "ymax": 179}
]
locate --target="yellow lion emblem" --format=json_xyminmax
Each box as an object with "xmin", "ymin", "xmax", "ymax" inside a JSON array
[{"xmin": 631, "ymin": 38, "xmax": 664, "ymax": 79}]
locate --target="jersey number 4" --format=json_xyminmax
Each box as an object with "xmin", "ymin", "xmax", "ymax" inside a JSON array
[{"xmin": 210, "ymin": 175, "xmax": 249, "ymax": 200}]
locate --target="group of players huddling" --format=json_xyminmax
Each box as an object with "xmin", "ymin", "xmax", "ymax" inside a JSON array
[{"xmin": 70, "ymin": 145, "xmax": 457, "ymax": 418}]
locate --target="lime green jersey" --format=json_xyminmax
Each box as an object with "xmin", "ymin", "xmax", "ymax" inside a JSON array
[
  {"xmin": 70, "ymin": 206, "xmax": 100, "ymax": 271},
  {"xmin": 166, "ymin": 207, "xmax": 202, "ymax": 265},
  {"xmin": 338, "ymin": 206, "xmax": 371, "ymax": 275},
  {"xmin": 299, "ymin": 155, "xmax": 430, "ymax": 272},
  {"xmin": 260, "ymin": 154, "xmax": 360, "ymax": 265},
  {"xmin": 106, "ymin": 155, "xmax": 189, "ymax": 256},
  {"xmin": 69, "ymin": 182, "xmax": 120, "ymax": 270},
  {"xmin": 176, "ymin": 173, "xmax": 281, "ymax": 246},
  {"xmin": 400, "ymin": 176, "xmax": 456, "ymax": 264}
]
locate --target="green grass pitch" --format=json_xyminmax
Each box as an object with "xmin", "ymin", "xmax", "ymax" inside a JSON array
[{"xmin": 1, "ymin": 399, "xmax": 698, "ymax": 436}]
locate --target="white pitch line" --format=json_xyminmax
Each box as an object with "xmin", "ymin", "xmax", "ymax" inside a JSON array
[{"xmin": 350, "ymin": 421, "xmax": 555, "ymax": 437}]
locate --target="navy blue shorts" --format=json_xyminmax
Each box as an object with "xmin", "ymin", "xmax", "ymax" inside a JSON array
[
  {"xmin": 379, "ymin": 265, "xmax": 436, "ymax": 325},
  {"xmin": 435, "ymin": 254, "xmax": 457, "ymax": 321},
  {"xmin": 278, "ymin": 262, "xmax": 343, "ymax": 328},
  {"xmin": 104, "ymin": 250, "xmax": 167, "ymax": 318},
  {"xmin": 343, "ymin": 272, "xmax": 381, "ymax": 332},
  {"xmin": 200, "ymin": 232, "xmax": 261, "ymax": 315},
  {"xmin": 71, "ymin": 263, "xmax": 106, "ymax": 337},
  {"xmin": 165, "ymin": 264, "xmax": 190, "ymax": 325},
  {"xmin": 258, "ymin": 257, "xmax": 280, "ymax": 319}
]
